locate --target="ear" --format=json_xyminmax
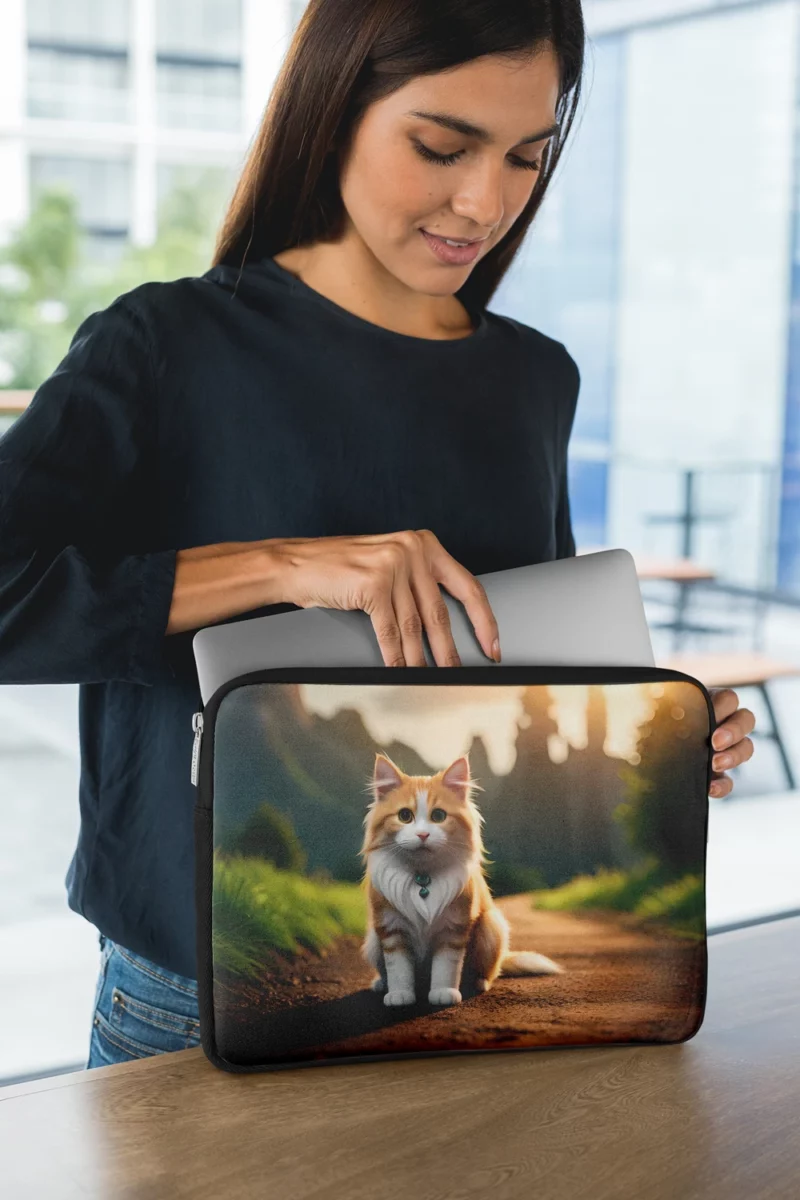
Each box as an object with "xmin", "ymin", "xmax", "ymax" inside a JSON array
[
  {"xmin": 373, "ymin": 754, "xmax": 404, "ymax": 800},
  {"xmin": 441, "ymin": 755, "xmax": 472, "ymax": 798}
]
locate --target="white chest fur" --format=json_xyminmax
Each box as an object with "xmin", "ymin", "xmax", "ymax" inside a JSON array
[{"xmin": 368, "ymin": 849, "xmax": 471, "ymax": 960}]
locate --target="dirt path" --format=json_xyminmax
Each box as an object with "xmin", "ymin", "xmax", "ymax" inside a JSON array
[{"xmin": 213, "ymin": 895, "xmax": 705, "ymax": 1065}]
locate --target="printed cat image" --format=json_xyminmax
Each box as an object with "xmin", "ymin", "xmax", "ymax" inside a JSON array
[{"xmin": 360, "ymin": 752, "xmax": 563, "ymax": 1007}]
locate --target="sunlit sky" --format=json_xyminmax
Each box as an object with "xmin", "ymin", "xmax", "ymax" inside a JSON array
[{"xmin": 301, "ymin": 683, "xmax": 667, "ymax": 776}]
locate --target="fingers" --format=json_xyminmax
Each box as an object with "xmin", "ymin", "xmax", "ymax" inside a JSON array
[
  {"xmin": 710, "ymin": 731, "xmax": 755, "ymax": 798},
  {"xmin": 367, "ymin": 589, "xmax": 408, "ymax": 668},
  {"xmin": 712, "ymin": 735, "xmax": 755, "ymax": 775},
  {"xmin": 392, "ymin": 569, "xmax": 432, "ymax": 667},
  {"xmin": 363, "ymin": 531, "xmax": 498, "ymax": 668},
  {"xmin": 332, "ymin": 529, "xmax": 499, "ymax": 668},
  {"xmin": 711, "ymin": 704, "xmax": 757, "ymax": 751},
  {"xmin": 406, "ymin": 546, "xmax": 462, "ymax": 667},
  {"xmin": 364, "ymin": 540, "xmax": 446, "ymax": 667},
  {"xmin": 417, "ymin": 530, "xmax": 500, "ymax": 664},
  {"xmin": 708, "ymin": 691, "xmax": 757, "ymax": 802},
  {"xmin": 709, "ymin": 775, "xmax": 732, "ymax": 799},
  {"xmin": 710, "ymin": 687, "xmax": 741, "ymax": 725}
]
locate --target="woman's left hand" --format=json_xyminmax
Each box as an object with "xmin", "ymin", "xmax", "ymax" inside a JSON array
[{"xmin": 709, "ymin": 688, "xmax": 756, "ymax": 798}]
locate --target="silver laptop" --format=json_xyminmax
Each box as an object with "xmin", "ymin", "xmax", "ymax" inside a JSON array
[{"xmin": 192, "ymin": 548, "xmax": 654, "ymax": 704}]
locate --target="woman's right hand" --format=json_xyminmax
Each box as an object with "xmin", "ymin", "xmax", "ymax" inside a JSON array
[{"xmin": 271, "ymin": 529, "xmax": 501, "ymax": 668}]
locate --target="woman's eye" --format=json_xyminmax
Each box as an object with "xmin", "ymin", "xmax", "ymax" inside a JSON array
[
  {"xmin": 430, "ymin": 808, "xmax": 447, "ymax": 823},
  {"xmin": 413, "ymin": 141, "xmax": 463, "ymax": 167},
  {"xmin": 397, "ymin": 808, "xmax": 414, "ymax": 823},
  {"xmin": 413, "ymin": 140, "xmax": 542, "ymax": 172}
]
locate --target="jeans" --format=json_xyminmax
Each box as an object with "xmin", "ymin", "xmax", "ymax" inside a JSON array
[{"xmin": 86, "ymin": 933, "xmax": 201, "ymax": 1069}]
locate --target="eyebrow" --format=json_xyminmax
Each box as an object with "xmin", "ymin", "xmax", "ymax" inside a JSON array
[{"xmin": 405, "ymin": 109, "xmax": 560, "ymax": 146}]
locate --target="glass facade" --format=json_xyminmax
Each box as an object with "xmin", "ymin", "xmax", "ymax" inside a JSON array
[
  {"xmin": 29, "ymin": 154, "xmax": 131, "ymax": 257},
  {"xmin": 493, "ymin": 4, "xmax": 799, "ymax": 591},
  {"xmin": 27, "ymin": 0, "xmax": 129, "ymax": 45},
  {"xmin": 779, "ymin": 14, "xmax": 800, "ymax": 591},
  {"xmin": 492, "ymin": 35, "xmax": 626, "ymax": 554},
  {"xmin": 26, "ymin": 0, "xmax": 130, "ymax": 124},
  {"xmin": 155, "ymin": 0, "xmax": 242, "ymax": 131}
]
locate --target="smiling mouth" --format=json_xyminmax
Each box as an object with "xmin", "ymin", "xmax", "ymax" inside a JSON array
[{"xmin": 421, "ymin": 230, "xmax": 487, "ymax": 245}]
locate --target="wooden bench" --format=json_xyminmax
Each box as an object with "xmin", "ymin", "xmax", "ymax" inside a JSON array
[{"xmin": 657, "ymin": 652, "xmax": 799, "ymax": 792}]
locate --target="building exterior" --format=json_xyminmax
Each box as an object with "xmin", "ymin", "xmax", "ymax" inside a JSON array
[
  {"xmin": 497, "ymin": 0, "xmax": 800, "ymax": 591},
  {"xmin": 0, "ymin": 0, "xmax": 797, "ymax": 590},
  {"xmin": 0, "ymin": 0, "xmax": 293, "ymax": 259}
]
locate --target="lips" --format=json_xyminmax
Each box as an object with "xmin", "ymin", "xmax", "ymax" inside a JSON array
[
  {"xmin": 419, "ymin": 229, "xmax": 486, "ymax": 265},
  {"xmin": 421, "ymin": 230, "xmax": 485, "ymax": 244}
]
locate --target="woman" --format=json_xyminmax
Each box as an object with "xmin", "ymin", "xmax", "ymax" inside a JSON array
[{"xmin": 0, "ymin": 0, "xmax": 754, "ymax": 1068}]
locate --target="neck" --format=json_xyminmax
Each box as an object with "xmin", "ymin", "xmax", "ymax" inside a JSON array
[{"xmin": 272, "ymin": 237, "xmax": 475, "ymax": 340}]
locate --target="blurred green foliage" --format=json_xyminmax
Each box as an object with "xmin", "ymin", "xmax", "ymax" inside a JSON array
[{"xmin": 0, "ymin": 169, "xmax": 230, "ymax": 390}]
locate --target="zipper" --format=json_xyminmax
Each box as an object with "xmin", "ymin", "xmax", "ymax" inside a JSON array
[{"xmin": 191, "ymin": 711, "xmax": 204, "ymax": 786}]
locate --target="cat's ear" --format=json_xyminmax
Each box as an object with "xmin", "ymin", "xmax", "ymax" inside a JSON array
[
  {"xmin": 372, "ymin": 754, "xmax": 404, "ymax": 800},
  {"xmin": 441, "ymin": 755, "xmax": 472, "ymax": 799}
]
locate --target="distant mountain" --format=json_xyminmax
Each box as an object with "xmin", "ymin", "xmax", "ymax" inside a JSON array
[{"xmin": 212, "ymin": 681, "xmax": 703, "ymax": 885}]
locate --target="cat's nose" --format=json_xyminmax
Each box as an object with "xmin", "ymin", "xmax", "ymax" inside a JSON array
[{"xmin": 417, "ymin": 831, "xmax": 429, "ymax": 841}]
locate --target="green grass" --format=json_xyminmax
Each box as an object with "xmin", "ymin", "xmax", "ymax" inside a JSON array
[
  {"xmin": 634, "ymin": 874, "xmax": 705, "ymax": 939},
  {"xmin": 212, "ymin": 855, "xmax": 367, "ymax": 979},
  {"xmin": 530, "ymin": 857, "xmax": 705, "ymax": 940}
]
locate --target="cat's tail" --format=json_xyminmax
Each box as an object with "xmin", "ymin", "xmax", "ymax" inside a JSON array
[{"xmin": 500, "ymin": 950, "xmax": 564, "ymax": 976}]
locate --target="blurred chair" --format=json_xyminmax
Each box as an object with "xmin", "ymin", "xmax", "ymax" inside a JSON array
[{"xmin": 657, "ymin": 651, "xmax": 799, "ymax": 793}]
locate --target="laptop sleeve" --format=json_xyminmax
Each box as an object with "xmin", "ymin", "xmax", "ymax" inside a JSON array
[{"xmin": 192, "ymin": 664, "xmax": 715, "ymax": 1072}]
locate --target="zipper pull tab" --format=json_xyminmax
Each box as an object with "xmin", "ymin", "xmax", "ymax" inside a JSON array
[{"xmin": 191, "ymin": 712, "xmax": 204, "ymax": 787}]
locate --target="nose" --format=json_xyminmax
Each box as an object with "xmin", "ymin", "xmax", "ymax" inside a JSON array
[
  {"xmin": 417, "ymin": 831, "xmax": 429, "ymax": 842},
  {"xmin": 451, "ymin": 163, "xmax": 505, "ymax": 229}
]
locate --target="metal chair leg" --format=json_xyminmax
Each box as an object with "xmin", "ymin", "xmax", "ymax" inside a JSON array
[
  {"xmin": 673, "ymin": 580, "xmax": 688, "ymax": 651},
  {"xmin": 758, "ymin": 682, "xmax": 796, "ymax": 791}
]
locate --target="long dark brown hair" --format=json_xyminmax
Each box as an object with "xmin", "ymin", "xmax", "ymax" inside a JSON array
[{"xmin": 212, "ymin": 0, "xmax": 585, "ymax": 312}]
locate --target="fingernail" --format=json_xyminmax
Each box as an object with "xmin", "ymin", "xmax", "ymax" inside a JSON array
[
  {"xmin": 492, "ymin": 638, "xmax": 501, "ymax": 662},
  {"xmin": 713, "ymin": 754, "xmax": 732, "ymax": 770},
  {"xmin": 714, "ymin": 730, "xmax": 733, "ymax": 749}
]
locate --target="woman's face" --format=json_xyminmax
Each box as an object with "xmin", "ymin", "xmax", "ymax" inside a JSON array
[{"xmin": 337, "ymin": 47, "xmax": 561, "ymax": 297}]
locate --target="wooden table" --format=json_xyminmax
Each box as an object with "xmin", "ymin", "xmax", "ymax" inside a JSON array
[
  {"xmin": 2, "ymin": 917, "xmax": 799, "ymax": 1199},
  {"xmin": 578, "ymin": 546, "xmax": 717, "ymax": 583}
]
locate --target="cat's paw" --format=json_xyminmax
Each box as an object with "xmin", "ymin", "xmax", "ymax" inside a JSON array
[
  {"xmin": 429, "ymin": 987, "xmax": 462, "ymax": 1006},
  {"xmin": 475, "ymin": 978, "xmax": 491, "ymax": 993},
  {"xmin": 384, "ymin": 989, "xmax": 416, "ymax": 1007},
  {"xmin": 370, "ymin": 976, "xmax": 387, "ymax": 993}
]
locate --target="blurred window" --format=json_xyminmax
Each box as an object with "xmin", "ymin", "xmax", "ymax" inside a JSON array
[
  {"xmin": 26, "ymin": 0, "xmax": 131, "ymax": 124},
  {"xmin": 156, "ymin": 0, "xmax": 242, "ymax": 131}
]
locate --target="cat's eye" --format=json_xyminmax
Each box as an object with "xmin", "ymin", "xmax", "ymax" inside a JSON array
[
  {"xmin": 397, "ymin": 807, "xmax": 414, "ymax": 823},
  {"xmin": 430, "ymin": 808, "xmax": 447, "ymax": 823}
]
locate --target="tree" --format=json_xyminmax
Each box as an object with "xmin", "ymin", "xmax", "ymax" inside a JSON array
[
  {"xmin": 0, "ymin": 168, "xmax": 231, "ymax": 390},
  {"xmin": 615, "ymin": 681, "xmax": 709, "ymax": 877},
  {"xmin": 228, "ymin": 801, "xmax": 307, "ymax": 872}
]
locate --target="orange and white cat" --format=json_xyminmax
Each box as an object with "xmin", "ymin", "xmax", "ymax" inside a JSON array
[{"xmin": 360, "ymin": 752, "xmax": 563, "ymax": 1007}]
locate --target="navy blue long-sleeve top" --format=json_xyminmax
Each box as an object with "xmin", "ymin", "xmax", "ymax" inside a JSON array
[{"xmin": 0, "ymin": 255, "xmax": 580, "ymax": 978}]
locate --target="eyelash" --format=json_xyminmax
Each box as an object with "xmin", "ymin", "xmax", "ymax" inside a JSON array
[{"xmin": 413, "ymin": 140, "xmax": 543, "ymax": 172}]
